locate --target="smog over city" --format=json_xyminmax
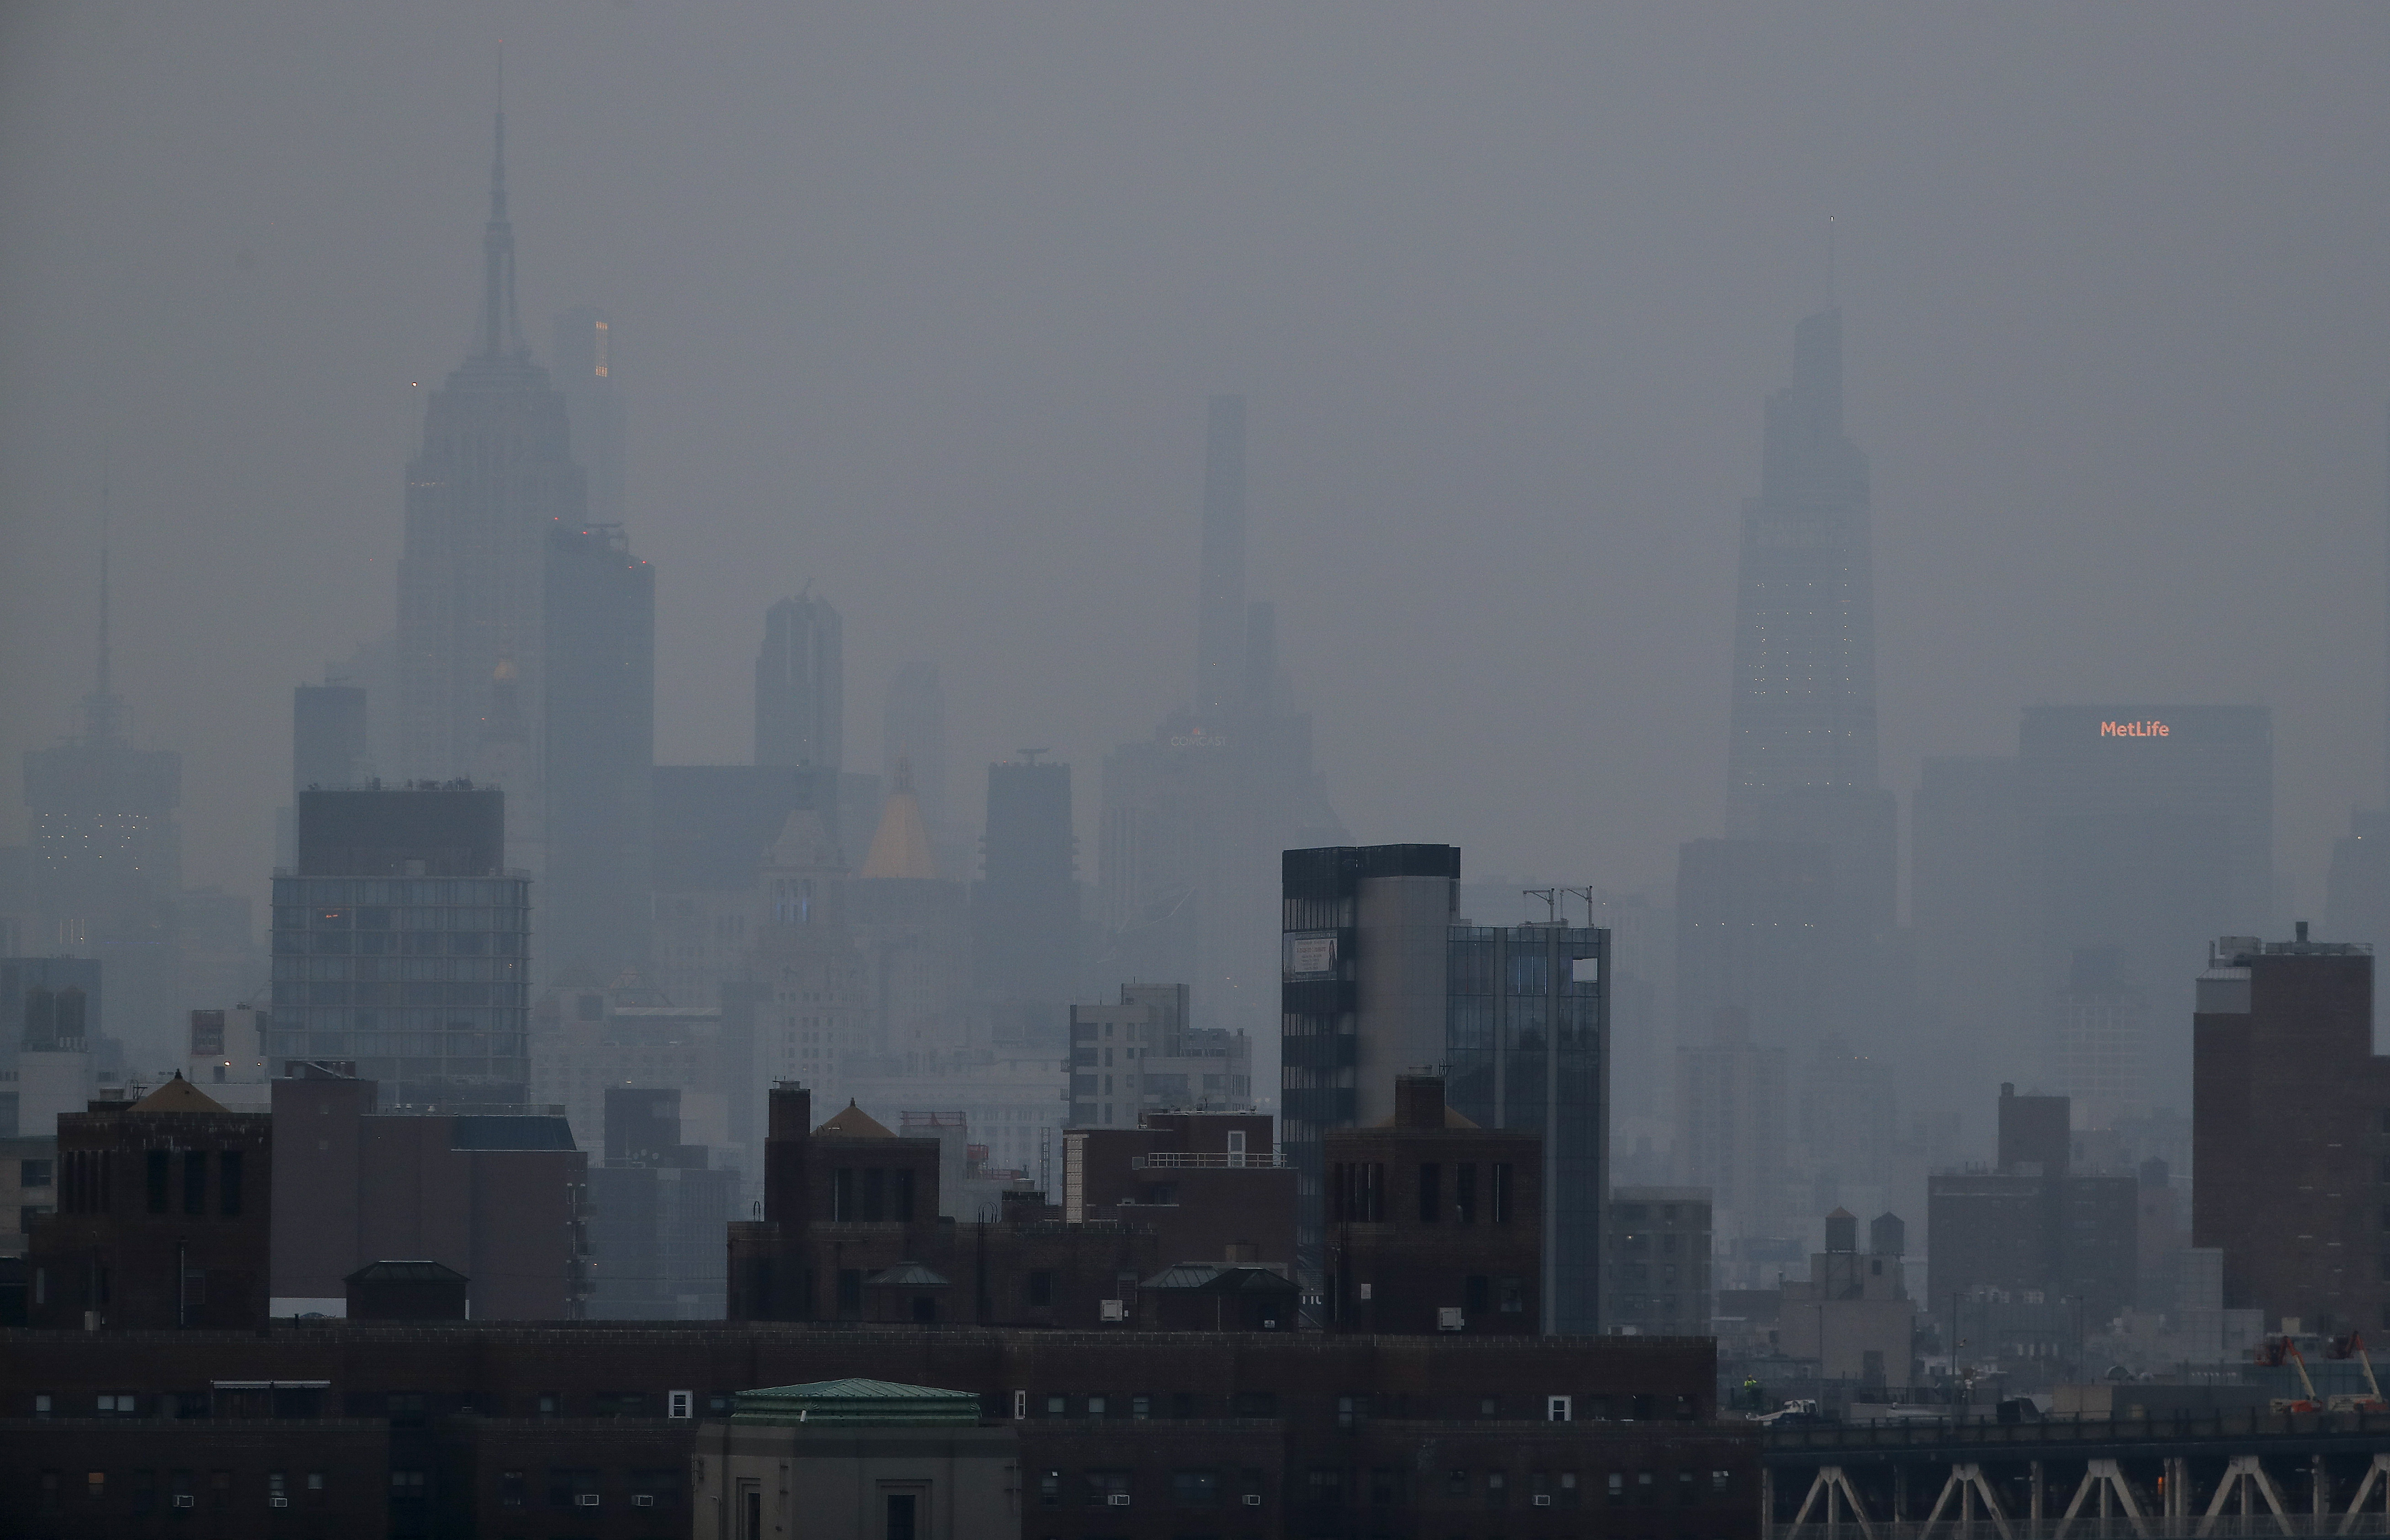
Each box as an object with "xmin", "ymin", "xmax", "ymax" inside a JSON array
[{"xmin": 8, "ymin": 3, "xmax": 2390, "ymax": 1481}]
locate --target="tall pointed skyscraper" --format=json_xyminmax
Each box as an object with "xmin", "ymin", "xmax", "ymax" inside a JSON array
[
  {"xmin": 1685, "ymin": 309, "xmax": 1894, "ymax": 1129},
  {"xmin": 22, "ymin": 545, "xmax": 183, "ymax": 1065},
  {"xmin": 1098, "ymin": 397, "xmax": 1348, "ymax": 1045},
  {"xmin": 396, "ymin": 109, "xmax": 588, "ymax": 873},
  {"xmin": 1196, "ymin": 395, "xmax": 1248, "ymax": 720},
  {"xmin": 1725, "ymin": 309, "xmax": 1877, "ymax": 830}
]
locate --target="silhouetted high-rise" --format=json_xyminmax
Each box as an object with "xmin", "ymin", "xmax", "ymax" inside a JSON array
[
  {"xmin": 754, "ymin": 594, "xmax": 844, "ymax": 774},
  {"xmin": 396, "ymin": 111, "xmax": 587, "ymax": 874},
  {"xmin": 1726, "ymin": 309, "xmax": 1876, "ymax": 830},
  {"xmin": 544, "ymin": 524, "xmax": 655, "ymax": 979}
]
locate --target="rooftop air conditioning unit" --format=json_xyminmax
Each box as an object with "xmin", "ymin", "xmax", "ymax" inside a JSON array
[
  {"xmin": 1099, "ymin": 1299, "xmax": 1126, "ymax": 1322},
  {"xmin": 633, "ymin": 1494, "xmax": 656, "ymax": 1508},
  {"xmin": 270, "ymin": 1496, "xmax": 289, "ymax": 1508},
  {"xmin": 1438, "ymin": 1307, "xmax": 1465, "ymax": 1331},
  {"xmin": 173, "ymin": 1495, "xmax": 196, "ymax": 1509},
  {"xmin": 1534, "ymin": 1494, "xmax": 1554, "ymax": 1507},
  {"xmin": 1243, "ymin": 1493, "xmax": 1264, "ymax": 1507},
  {"xmin": 575, "ymin": 1492, "xmax": 600, "ymax": 1507},
  {"xmin": 1106, "ymin": 1492, "xmax": 1131, "ymax": 1507}
]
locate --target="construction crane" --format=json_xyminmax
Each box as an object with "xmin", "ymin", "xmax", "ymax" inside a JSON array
[
  {"xmin": 2328, "ymin": 1331, "xmax": 2390, "ymax": 1413},
  {"xmin": 2255, "ymin": 1336, "xmax": 2320, "ymax": 1413}
]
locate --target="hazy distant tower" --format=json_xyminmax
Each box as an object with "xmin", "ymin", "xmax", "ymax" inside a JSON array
[
  {"xmin": 1726, "ymin": 310, "xmax": 1877, "ymax": 830},
  {"xmin": 22, "ymin": 548, "xmax": 181, "ymax": 1061},
  {"xmin": 882, "ymin": 662, "xmax": 949, "ymax": 836},
  {"xmin": 754, "ymin": 595, "xmax": 844, "ymax": 773},
  {"xmin": 1196, "ymin": 395, "xmax": 1247, "ymax": 722},
  {"xmin": 543, "ymin": 524, "xmax": 655, "ymax": 979},
  {"xmin": 396, "ymin": 109, "xmax": 588, "ymax": 872},
  {"xmin": 552, "ymin": 306, "xmax": 626, "ymax": 525}
]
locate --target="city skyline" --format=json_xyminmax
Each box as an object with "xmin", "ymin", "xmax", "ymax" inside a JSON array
[{"xmin": 9, "ymin": 8, "xmax": 2390, "ymax": 926}]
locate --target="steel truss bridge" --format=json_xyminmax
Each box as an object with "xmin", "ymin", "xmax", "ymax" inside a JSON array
[{"xmin": 1765, "ymin": 1412, "xmax": 2390, "ymax": 1540}]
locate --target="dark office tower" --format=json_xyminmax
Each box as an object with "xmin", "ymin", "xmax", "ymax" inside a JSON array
[
  {"xmin": 552, "ymin": 306, "xmax": 626, "ymax": 525},
  {"xmin": 974, "ymin": 761, "xmax": 1077, "ymax": 1003},
  {"xmin": 273, "ymin": 787, "xmax": 531, "ymax": 1107},
  {"xmin": 1280, "ymin": 844, "xmax": 1461, "ymax": 1305},
  {"xmin": 1726, "ymin": 310, "xmax": 1877, "ymax": 831},
  {"xmin": 1911, "ymin": 756, "xmax": 2029, "ymax": 1123},
  {"xmin": 882, "ymin": 662, "xmax": 949, "ymax": 837},
  {"xmin": 293, "ymin": 684, "xmax": 367, "ymax": 793},
  {"xmin": 396, "ymin": 111, "xmax": 587, "ymax": 861},
  {"xmin": 2018, "ymin": 706, "xmax": 2272, "ymax": 1110},
  {"xmin": 543, "ymin": 524, "xmax": 655, "ymax": 981},
  {"xmin": 23, "ymin": 548, "xmax": 180, "ymax": 1064},
  {"xmin": 1197, "ymin": 395, "xmax": 1248, "ymax": 719},
  {"xmin": 1446, "ymin": 920, "xmax": 1608, "ymax": 1334},
  {"xmin": 2193, "ymin": 930, "xmax": 2386, "ymax": 1332},
  {"xmin": 754, "ymin": 594, "xmax": 844, "ymax": 773}
]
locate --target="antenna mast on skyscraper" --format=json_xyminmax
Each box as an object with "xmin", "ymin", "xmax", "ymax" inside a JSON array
[{"xmin": 84, "ymin": 447, "xmax": 124, "ymax": 743}]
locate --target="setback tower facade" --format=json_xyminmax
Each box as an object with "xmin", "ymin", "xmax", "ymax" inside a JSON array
[{"xmin": 271, "ymin": 786, "xmax": 531, "ymax": 1107}]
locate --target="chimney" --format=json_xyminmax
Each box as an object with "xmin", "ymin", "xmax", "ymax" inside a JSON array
[
  {"xmin": 1394, "ymin": 1075, "xmax": 1446, "ymax": 1131},
  {"xmin": 763, "ymin": 1081, "xmax": 813, "ymax": 1228},
  {"xmin": 768, "ymin": 1081, "xmax": 813, "ymax": 1140}
]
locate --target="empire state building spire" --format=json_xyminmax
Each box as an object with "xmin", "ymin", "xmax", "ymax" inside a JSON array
[{"xmin": 478, "ymin": 105, "xmax": 522, "ymax": 357}]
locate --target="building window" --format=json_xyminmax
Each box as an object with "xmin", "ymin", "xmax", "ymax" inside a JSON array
[
  {"xmin": 1418, "ymin": 1164, "xmax": 1441, "ymax": 1223},
  {"xmin": 220, "ymin": 1152, "xmax": 243, "ymax": 1217},
  {"xmin": 1305, "ymin": 1467, "xmax": 1343, "ymax": 1507},
  {"xmin": 1082, "ymin": 1470, "xmax": 1130, "ymax": 1506},
  {"xmin": 1172, "ymin": 1469, "xmax": 1219, "ymax": 1506},
  {"xmin": 1455, "ymin": 1163, "xmax": 1477, "ymax": 1223},
  {"xmin": 21, "ymin": 1159, "xmax": 53, "ymax": 1188},
  {"xmin": 500, "ymin": 1471, "xmax": 526, "ymax": 1508},
  {"xmin": 1038, "ymin": 1471, "xmax": 1061, "ymax": 1507},
  {"xmin": 146, "ymin": 1152, "xmax": 170, "ymax": 1213},
  {"xmin": 1485, "ymin": 1470, "xmax": 1508, "ymax": 1508},
  {"xmin": 1466, "ymin": 1275, "xmax": 1490, "ymax": 1316}
]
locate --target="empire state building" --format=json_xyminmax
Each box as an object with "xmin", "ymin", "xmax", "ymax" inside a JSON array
[{"xmin": 396, "ymin": 110, "xmax": 587, "ymax": 870}]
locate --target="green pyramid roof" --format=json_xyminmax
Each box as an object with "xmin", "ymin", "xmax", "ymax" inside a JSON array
[{"xmin": 732, "ymin": 1378, "xmax": 982, "ymax": 1428}]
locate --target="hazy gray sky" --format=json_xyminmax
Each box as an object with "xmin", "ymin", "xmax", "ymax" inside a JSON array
[{"xmin": 6, "ymin": 4, "xmax": 2389, "ymax": 921}]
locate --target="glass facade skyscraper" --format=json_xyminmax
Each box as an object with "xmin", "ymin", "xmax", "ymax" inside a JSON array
[
  {"xmin": 1445, "ymin": 922, "xmax": 1607, "ymax": 1335},
  {"xmin": 272, "ymin": 788, "xmax": 531, "ymax": 1107}
]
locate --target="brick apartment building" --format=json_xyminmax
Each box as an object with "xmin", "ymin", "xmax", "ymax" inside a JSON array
[
  {"xmin": 729, "ymin": 1085, "xmax": 1297, "ymax": 1328},
  {"xmin": 26, "ymin": 1077, "xmax": 271, "ymax": 1331},
  {"xmin": 1322, "ymin": 1074, "xmax": 1542, "ymax": 1334},
  {"xmin": 2193, "ymin": 929, "xmax": 2390, "ymax": 1333},
  {"xmin": 0, "ymin": 1321, "xmax": 1747, "ymax": 1540},
  {"xmin": 270, "ymin": 1064, "xmax": 586, "ymax": 1319}
]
